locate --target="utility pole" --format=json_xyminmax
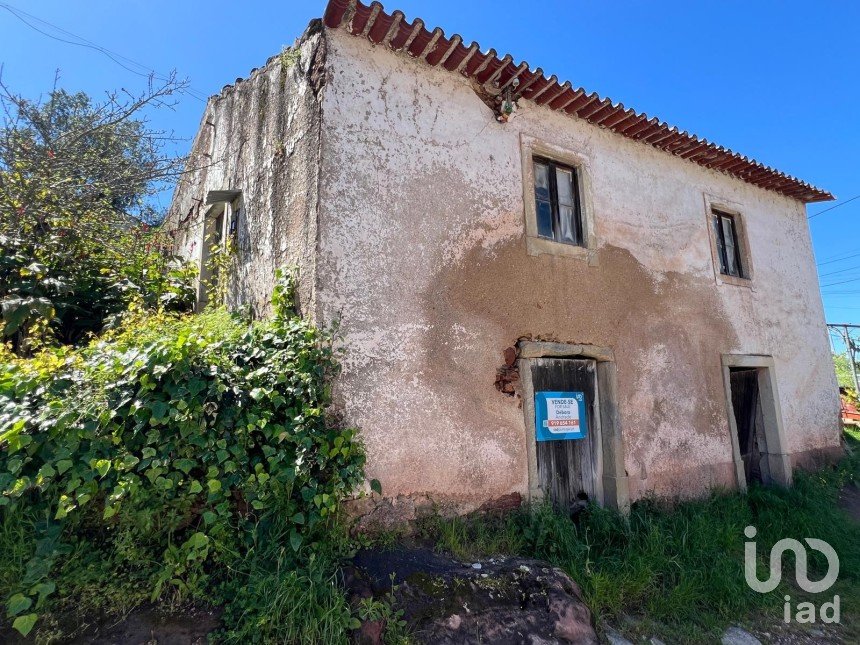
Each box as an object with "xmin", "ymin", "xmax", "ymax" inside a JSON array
[
  {"xmin": 828, "ymin": 323, "xmax": 860, "ymax": 392},
  {"xmin": 850, "ymin": 332, "xmax": 860, "ymax": 394}
]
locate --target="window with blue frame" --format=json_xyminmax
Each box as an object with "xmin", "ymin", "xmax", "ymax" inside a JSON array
[{"xmin": 533, "ymin": 157, "xmax": 584, "ymax": 246}]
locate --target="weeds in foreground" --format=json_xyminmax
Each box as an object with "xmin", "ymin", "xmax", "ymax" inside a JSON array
[
  {"xmin": 357, "ymin": 573, "xmax": 410, "ymax": 644},
  {"xmin": 217, "ymin": 554, "xmax": 354, "ymax": 644},
  {"xmin": 419, "ymin": 431, "xmax": 859, "ymax": 641}
]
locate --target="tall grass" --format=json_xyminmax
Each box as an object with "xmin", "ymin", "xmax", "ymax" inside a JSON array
[
  {"xmin": 218, "ymin": 555, "xmax": 353, "ymax": 644},
  {"xmin": 215, "ymin": 499, "xmax": 357, "ymax": 644},
  {"xmin": 0, "ymin": 507, "xmax": 33, "ymax": 596},
  {"xmin": 420, "ymin": 431, "xmax": 859, "ymax": 640}
]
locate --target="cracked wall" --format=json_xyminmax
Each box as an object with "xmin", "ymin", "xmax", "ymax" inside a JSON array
[
  {"xmin": 316, "ymin": 28, "xmax": 841, "ymax": 507},
  {"xmin": 164, "ymin": 24, "xmax": 325, "ymax": 317}
]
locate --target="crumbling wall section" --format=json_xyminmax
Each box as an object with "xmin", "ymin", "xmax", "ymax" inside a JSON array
[{"xmin": 164, "ymin": 22, "xmax": 327, "ymax": 318}]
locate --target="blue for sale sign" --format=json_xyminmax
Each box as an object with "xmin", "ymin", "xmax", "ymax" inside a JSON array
[{"xmin": 535, "ymin": 391, "xmax": 587, "ymax": 442}]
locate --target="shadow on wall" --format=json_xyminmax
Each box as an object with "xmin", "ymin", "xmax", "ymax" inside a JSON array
[{"xmin": 422, "ymin": 237, "xmax": 741, "ymax": 497}]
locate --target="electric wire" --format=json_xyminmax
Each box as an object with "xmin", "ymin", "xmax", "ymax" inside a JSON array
[
  {"xmin": 0, "ymin": 2, "xmax": 208, "ymax": 103},
  {"xmin": 808, "ymin": 194, "xmax": 860, "ymax": 220},
  {"xmin": 818, "ymin": 250, "xmax": 860, "ymax": 266},
  {"xmin": 819, "ymin": 263, "xmax": 860, "ymax": 278},
  {"xmin": 820, "ymin": 276, "xmax": 860, "ymax": 288}
]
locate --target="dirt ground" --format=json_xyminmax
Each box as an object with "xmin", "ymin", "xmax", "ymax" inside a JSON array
[
  {"xmin": 67, "ymin": 606, "xmax": 220, "ymax": 645},
  {"xmin": 0, "ymin": 604, "xmax": 220, "ymax": 645}
]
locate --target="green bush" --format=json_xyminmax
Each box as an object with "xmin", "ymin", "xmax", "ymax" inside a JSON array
[
  {"xmin": 1, "ymin": 86, "xmax": 197, "ymax": 352},
  {"xmin": 0, "ymin": 271, "xmax": 366, "ymax": 638}
]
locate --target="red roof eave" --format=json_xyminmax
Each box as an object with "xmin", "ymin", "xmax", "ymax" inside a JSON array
[{"xmin": 322, "ymin": 0, "xmax": 833, "ymax": 204}]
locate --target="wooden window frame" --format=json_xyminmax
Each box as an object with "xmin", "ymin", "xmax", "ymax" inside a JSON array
[
  {"xmin": 532, "ymin": 156, "xmax": 584, "ymax": 247},
  {"xmin": 520, "ymin": 136, "xmax": 596, "ymax": 262},
  {"xmin": 703, "ymin": 194, "xmax": 754, "ymax": 288},
  {"xmin": 713, "ymin": 210, "xmax": 745, "ymax": 278}
]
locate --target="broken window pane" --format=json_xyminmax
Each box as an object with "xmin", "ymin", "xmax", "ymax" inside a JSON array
[
  {"xmin": 714, "ymin": 216, "xmax": 728, "ymax": 273},
  {"xmin": 534, "ymin": 162, "xmax": 550, "ymax": 201},
  {"xmin": 721, "ymin": 216, "xmax": 736, "ymax": 276},
  {"xmin": 534, "ymin": 161, "xmax": 553, "ymax": 238}
]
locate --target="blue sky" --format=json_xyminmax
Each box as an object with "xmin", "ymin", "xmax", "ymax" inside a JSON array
[{"xmin": 3, "ymin": 0, "xmax": 859, "ymax": 326}]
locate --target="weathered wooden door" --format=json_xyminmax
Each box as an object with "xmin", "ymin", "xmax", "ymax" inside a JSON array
[
  {"xmin": 730, "ymin": 368, "xmax": 764, "ymax": 484},
  {"xmin": 531, "ymin": 358, "xmax": 600, "ymax": 510}
]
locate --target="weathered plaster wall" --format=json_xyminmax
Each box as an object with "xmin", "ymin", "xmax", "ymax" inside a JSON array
[
  {"xmin": 164, "ymin": 25, "xmax": 326, "ymax": 317},
  {"xmin": 317, "ymin": 28, "xmax": 841, "ymax": 507}
]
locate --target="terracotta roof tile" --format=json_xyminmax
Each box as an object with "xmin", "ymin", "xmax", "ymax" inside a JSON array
[{"xmin": 322, "ymin": 0, "xmax": 833, "ymax": 203}]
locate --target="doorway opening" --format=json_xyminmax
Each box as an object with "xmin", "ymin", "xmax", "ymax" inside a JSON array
[
  {"xmin": 721, "ymin": 355, "xmax": 792, "ymax": 491},
  {"xmin": 729, "ymin": 367, "xmax": 764, "ymax": 485}
]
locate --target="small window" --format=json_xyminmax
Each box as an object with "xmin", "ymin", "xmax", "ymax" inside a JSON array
[
  {"xmin": 533, "ymin": 157, "xmax": 584, "ymax": 246},
  {"xmin": 197, "ymin": 204, "xmax": 228, "ymax": 309},
  {"xmin": 713, "ymin": 210, "xmax": 745, "ymax": 278},
  {"xmin": 212, "ymin": 210, "xmax": 225, "ymax": 249}
]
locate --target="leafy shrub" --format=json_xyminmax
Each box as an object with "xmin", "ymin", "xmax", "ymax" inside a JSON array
[
  {"xmin": 0, "ymin": 84, "xmax": 196, "ymax": 352},
  {"xmin": 0, "ymin": 226, "xmax": 196, "ymax": 353},
  {"xmin": 0, "ymin": 272, "xmax": 366, "ymax": 637}
]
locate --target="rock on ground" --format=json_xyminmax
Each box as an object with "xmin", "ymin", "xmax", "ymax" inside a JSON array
[
  {"xmin": 603, "ymin": 626, "xmax": 635, "ymax": 645},
  {"xmin": 721, "ymin": 626, "xmax": 763, "ymax": 645},
  {"xmin": 345, "ymin": 546, "xmax": 597, "ymax": 644}
]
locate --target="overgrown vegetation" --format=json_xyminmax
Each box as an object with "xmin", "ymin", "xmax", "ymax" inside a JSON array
[
  {"xmin": 420, "ymin": 430, "xmax": 860, "ymax": 642},
  {"xmin": 1, "ymin": 75, "xmax": 855, "ymax": 643},
  {"xmin": 0, "ymin": 273, "xmax": 368, "ymax": 640},
  {"xmin": 834, "ymin": 352, "xmax": 857, "ymax": 391},
  {"xmin": 280, "ymin": 46, "xmax": 301, "ymax": 71},
  {"xmin": 0, "ymin": 76, "xmax": 377, "ymax": 642},
  {"xmin": 0, "ymin": 77, "xmax": 196, "ymax": 353}
]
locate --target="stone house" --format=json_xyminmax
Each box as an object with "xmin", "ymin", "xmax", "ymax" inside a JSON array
[{"xmin": 165, "ymin": 0, "xmax": 842, "ymax": 517}]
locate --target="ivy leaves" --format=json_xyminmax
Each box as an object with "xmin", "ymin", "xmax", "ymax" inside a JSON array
[
  {"xmin": 12, "ymin": 613, "xmax": 38, "ymax": 637},
  {"xmin": 0, "ymin": 273, "xmax": 366, "ymax": 635},
  {"xmin": 7, "ymin": 592, "xmax": 32, "ymax": 616},
  {"xmin": 6, "ymin": 580, "xmax": 53, "ymax": 635}
]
